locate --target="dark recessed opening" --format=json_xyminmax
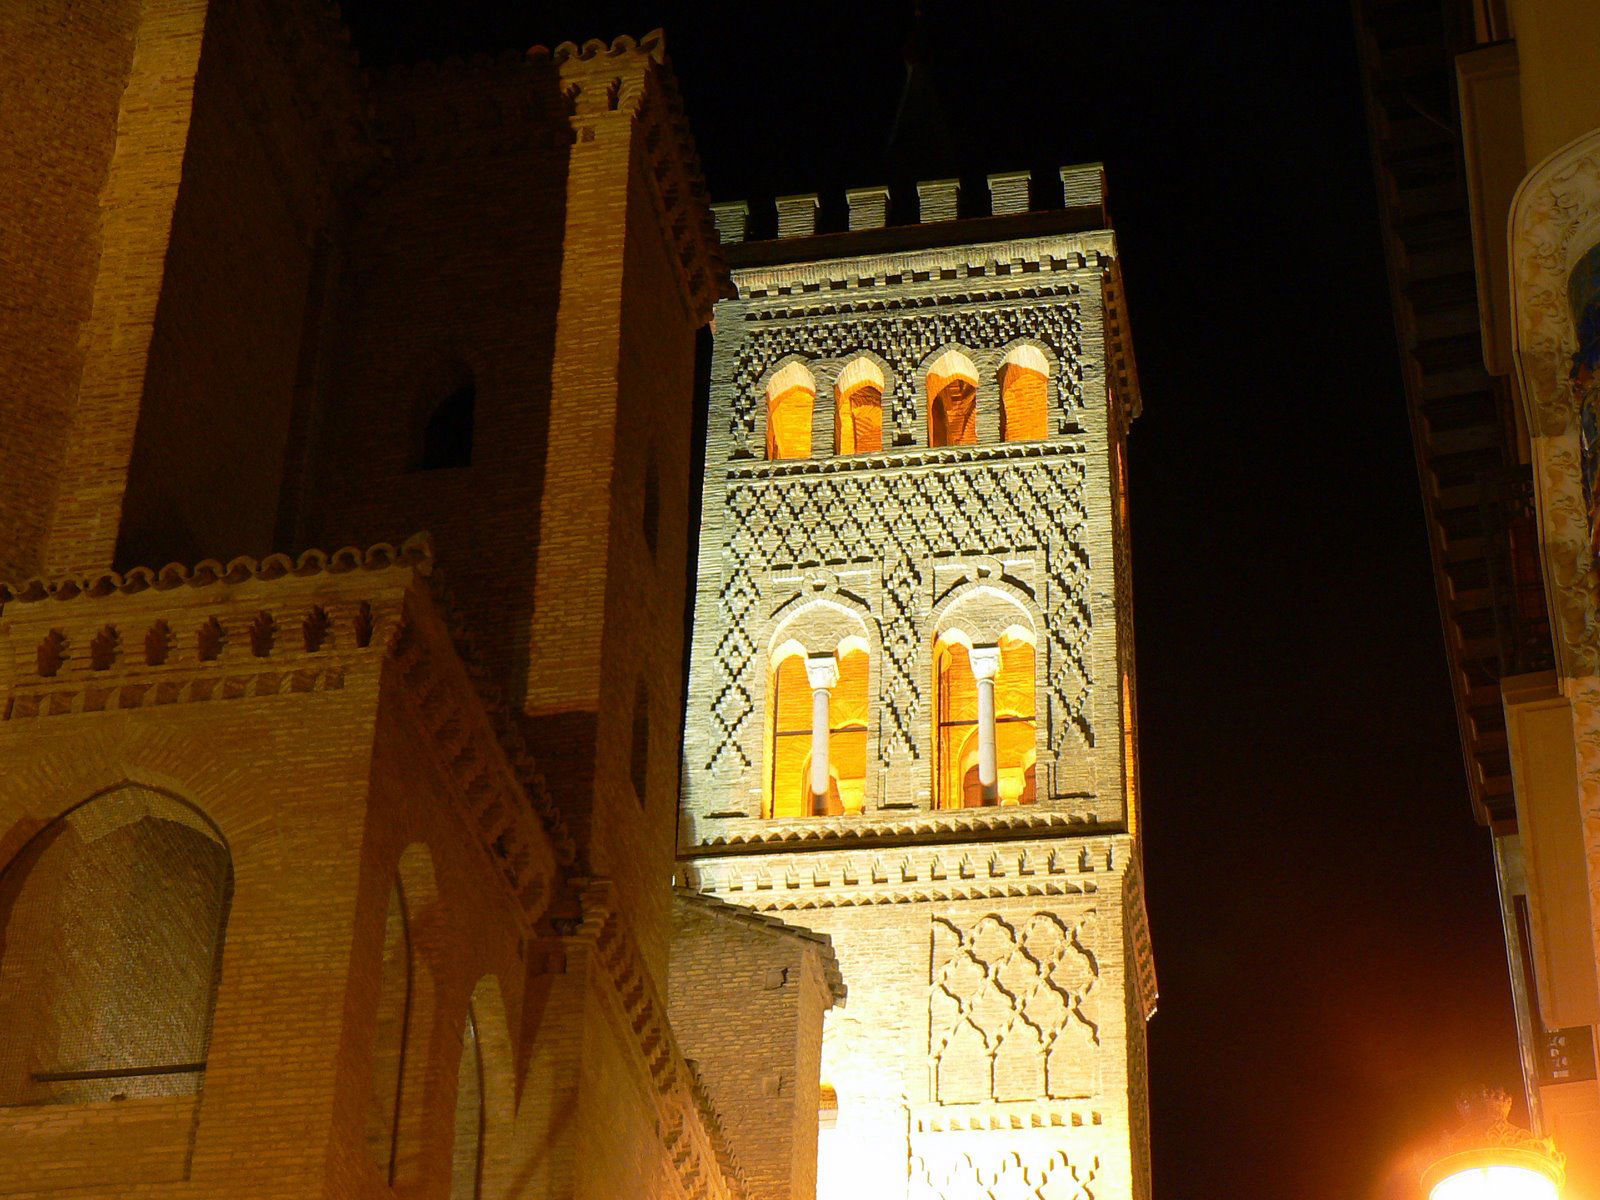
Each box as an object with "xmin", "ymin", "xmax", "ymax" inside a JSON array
[{"xmin": 414, "ymin": 381, "xmax": 475, "ymax": 471}]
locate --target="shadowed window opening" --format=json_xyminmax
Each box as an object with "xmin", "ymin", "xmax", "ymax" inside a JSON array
[
  {"xmin": 89, "ymin": 626, "xmax": 118, "ymax": 671},
  {"xmin": 0, "ymin": 788, "xmax": 233, "ymax": 1106},
  {"xmin": 835, "ymin": 358, "xmax": 885, "ymax": 455},
  {"xmin": 766, "ymin": 362, "xmax": 816, "ymax": 459},
  {"xmin": 197, "ymin": 617, "xmax": 224, "ymax": 661},
  {"xmin": 36, "ymin": 630, "xmax": 65, "ymax": 677},
  {"xmin": 145, "ymin": 620, "xmax": 173, "ymax": 666},
  {"xmin": 999, "ymin": 345, "xmax": 1050, "ymax": 441},
  {"xmin": 415, "ymin": 381, "xmax": 476, "ymax": 471},
  {"xmin": 927, "ymin": 350, "xmax": 978, "ymax": 447}
]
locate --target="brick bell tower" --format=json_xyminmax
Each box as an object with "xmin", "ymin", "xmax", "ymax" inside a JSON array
[{"xmin": 678, "ymin": 168, "xmax": 1157, "ymax": 1200}]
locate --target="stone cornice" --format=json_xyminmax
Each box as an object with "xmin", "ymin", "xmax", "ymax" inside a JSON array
[
  {"xmin": 682, "ymin": 835, "xmax": 1132, "ymax": 913},
  {"xmin": 722, "ymin": 438, "xmax": 1089, "ymax": 484},
  {"xmin": 729, "ymin": 231, "xmax": 1117, "ymax": 301},
  {"xmin": 0, "ymin": 534, "xmax": 563, "ymax": 933},
  {"xmin": 685, "ymin": 805, "xmax": 1108, "ymax": 854},
  {"xmin": 566, "ymin": 880, "xmax": 747, "ymax": 1200}
]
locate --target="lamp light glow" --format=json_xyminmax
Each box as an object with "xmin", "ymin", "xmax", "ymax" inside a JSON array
[
  {"xmin": 1421, "ymin": 1090, "xmax": 1565, "ymax": 1200},
  {"xmin": 1429, "ymin": 1161, "xmax": 1561, "ymax": 1200}
]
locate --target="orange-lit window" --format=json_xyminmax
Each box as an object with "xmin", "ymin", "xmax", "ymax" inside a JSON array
[
  {"xmin": 927, "ymin": 350, "xmax": 978, "ymax": 447},
  {"xmin": 766, "ymin": 362, "xmax": 815, "ymax": 459},
  {"xmin": 829, "ymin": 648, "xmax": 869, "ymax": 814},
  {"xmin": 835, "ymin": 359, "xmax": 884, "ymax": 455},
  {"xmin": 999, "ymin": 345, "xmax": 1049, "ymax": 441},
  {"xmin": 765, "ymin": 647, "xmax": 869, "ymax": 817},
  {"xmin": 934, "ymin": 633, "xmax": 1037, "ymax": 809}
]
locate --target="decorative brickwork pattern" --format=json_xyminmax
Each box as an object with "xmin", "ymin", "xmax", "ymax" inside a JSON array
[
  {"xmin": 930, "ymin": 912, "xmax": 1100, "ymax": 1105},
  {"xmin": 706, "ymin": 448, "xmax": 1092, "ymax": 783},
  {"xmin": 684, "ymin": 188, "xmax": 1154, "ymax": 1200},
  {"xmin": 913, "ymin": 1149, "xmax": 1100, "ymax": 1200},
  {"xmin": 725, "ymin": 297, "xmax": 1087, "ymax": 453}
]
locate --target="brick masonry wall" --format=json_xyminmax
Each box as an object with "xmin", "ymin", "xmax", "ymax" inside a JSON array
[
  {"xmin": 686, "ymin": 840, "xmax": 1140, "ymax": 1200},
  {"xmin": 306, "ymin": 59, "xmax": 569, "ymax": 707},
  {"xmin": 115, "ymin": 2, "xmax": 325, "ymax": 569},
  {"xmin": 668, "ymin": 897, "xmax": 832, "ymax": 1200},
  {"xmin": 0, "ymin": 568, "xmax": 537, "ymax": 1200},
  {"xmin": 679, "ymin": 195, "xmax": 1154, "ymax": 1200},
  {"xmin": 0, "ymin": 0, "xmax": 140, "ymax": 582}
]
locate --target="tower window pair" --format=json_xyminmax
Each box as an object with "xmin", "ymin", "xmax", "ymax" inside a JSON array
[
  {"xmin": 761, "ymin": 629, "xmax": 1038, "ymax": 816},
  {"xmin": 927, "ymin": 346, "xmax": 1050, "ymax": 446},
  {"xmin": 766, "ymin": 359, "xmax": 884, "ymax": 460}
]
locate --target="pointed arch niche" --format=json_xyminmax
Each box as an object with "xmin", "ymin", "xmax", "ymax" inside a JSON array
[
  {"xmin": 765, "ymin": 361, "xmax": 816, "ymax": 460},
  {"xmin": 0, "ymin": 786, "xmax": 233, "ymax": 1106},
  {"xmin": 834, "ymin": 357, "xmax": 885, "ymax": 455}
]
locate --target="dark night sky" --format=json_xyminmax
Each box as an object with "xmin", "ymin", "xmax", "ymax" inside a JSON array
[{"xmin": 342, "ymin": 2, "xmax": 1525, "ymax": 1195}]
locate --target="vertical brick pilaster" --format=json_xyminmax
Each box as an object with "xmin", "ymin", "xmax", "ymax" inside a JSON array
[
  {"xmin": 525, "ymin": 82, "xmax": 642, "ymax": 719},
  {"xmin": 42, "ymin": 0, "xmax": 211, "ymax": 578}
]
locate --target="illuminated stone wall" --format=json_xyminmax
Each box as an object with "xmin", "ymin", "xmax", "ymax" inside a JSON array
[{"xmin": 682, "ymin": 178, "xmax": 1157, "ymax": 1200}]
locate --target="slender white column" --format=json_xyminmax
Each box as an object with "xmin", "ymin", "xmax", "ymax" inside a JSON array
[
  {"xmin": 805, "ymin": 654, "xmax": 841, "ymax": 806},
  {"xmin": 968, "ymin": 644, "xmax": 1003, "ymax": 804}
]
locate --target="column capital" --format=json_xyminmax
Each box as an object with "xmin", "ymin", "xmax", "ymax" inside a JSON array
[
  {"xmin": 968, "ymin": 644, "xmax": 1002, "ymax": 680},
  {"xmin": 805, "ymin": 653, "xmax": 841, "ymax": 690}
]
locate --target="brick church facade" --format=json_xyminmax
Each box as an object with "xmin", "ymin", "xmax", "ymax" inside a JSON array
[{"xmin": 0, "ymin": 2, "xmax": 1152, "ymax": 1198}]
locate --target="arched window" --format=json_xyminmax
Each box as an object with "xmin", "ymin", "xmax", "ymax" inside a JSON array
[
  {"xmin": 366, "ymin": 877, "xmax": 414, "ymax": 1182},
  {"xmin": 0, "ymin": 787, "xmax": 232, "ymax": 1106},
  {"xmin": 927, "ymin": 350, "xmax": 979, "ymax": 447},
  {"xmin": 834, "ymin": 358, "xmax": 884, "ymax": 455},
  {"xmin": 998, "ymin": 345, "xmax": 1050, "ymax": 441},
  {"xmin": 415, "ymin": 375, "xmax": 476, "ymax": 471},
  {"xmin": 765, "ymin": 642, "xmax": 870, "ymax": 817},
  {"xmin": 451, "ymin": 1001, "xmax": 485, "ymax": 1200},
  {"xmin": 766, "ymin": 362, "xmax": 815, "ymax": 459},
  {"xmin": 934, "ymin": 631, "xmax": 1038, "ymax": 808}
]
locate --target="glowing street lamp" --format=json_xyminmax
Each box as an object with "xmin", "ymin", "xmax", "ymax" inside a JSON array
[{"xmin": 1421, "ymin": 1089, "xmax": 1565, "ymax": 1200}]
